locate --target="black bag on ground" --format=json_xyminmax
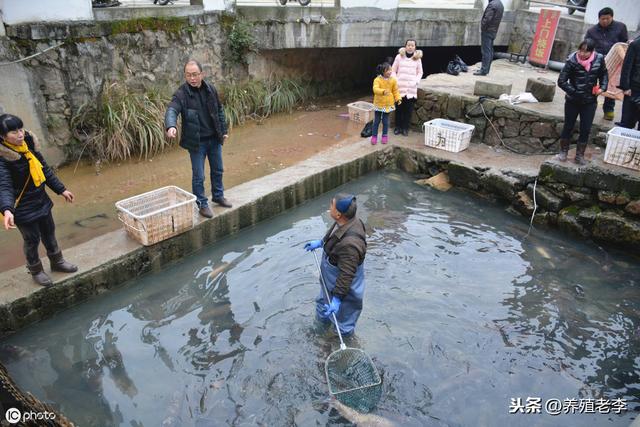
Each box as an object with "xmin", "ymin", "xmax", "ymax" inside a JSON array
[
  {"xmin": 361, "ymin": 121, "xmax": 374, "ymax": 138},
  {"xmin": 454, "ymin": 55, "xmax": 469, "ymax": 72},
  {"xmin": 446, "ymin": 61, "xmax": 461, "ymax": 76}
]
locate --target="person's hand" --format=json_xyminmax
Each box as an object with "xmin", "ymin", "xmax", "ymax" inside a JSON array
[
  {"xmin": 304, "ymin": 239, "xmax": 323, "ymax": 251},
  {"xmin": 323, "ymin": 296, "xmax": 341, "ymax": 317},
  {"xmin": 624, "ymin": 89, "xmax": 632, "ymax": 96},
  {"xmin": 383, "ymin": 89, "xmax": 390, "ymax": 96},
  {"xmin": 166, "ymin": 127, "xmax": 177, "ymax": 138},
  {"xmin": 62, "ymin": 190, "xmax": 75, "ymax": 203},
  {"xmin": 223, "ymin": 134, "xmax": 229, "ymax": 141},
  {"xmin": 397, "ymin": 99, "xmax": 402, "ymax": 105},
  {"xmin": 3, "ymin": 210, "xmax": 15, "ymax": 230}
]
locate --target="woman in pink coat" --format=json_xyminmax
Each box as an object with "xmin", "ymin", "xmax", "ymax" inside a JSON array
[{"xmin": 391, "ymin": 39, "xmax": 423, "ymax": 136}]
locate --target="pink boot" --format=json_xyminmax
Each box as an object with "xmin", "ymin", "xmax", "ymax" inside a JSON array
[
  {"xmin": 381, "ymin": 135, "xmax": 388, "ymax": 144},
  {"xmin": 371, "ymin": 135, "xmax": 378, "ymax": 145}
]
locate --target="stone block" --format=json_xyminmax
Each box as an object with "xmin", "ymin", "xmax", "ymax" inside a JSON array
[
  {"xmin": 530, "ymin": 184, "xmax": 563, "ymax": 212},
  {"xmin": 502, "ymin": 119, "xmax": 520, "ymax": 138},
  {"xmin": 446, "ymin": 95, "xmax": 463, "ymax": 119},
  {"xmin": 530, "ymin": 122, "xmax": 557, "ymax": 138},
  {"xmin": 493, "ymin": 106, "xmax": 519, "ymax": 119},
  {"xmin": 558, "ymin": 206, "xmax": 590, "ymax": 237},
  {"xmin": 474, "ymin": 80, "xmax": 512, "ymax": 99},
  {"xmin": 626, "ymin": 200, "xmax": 640, "ymax": 216},
  {"xmin": 513, "ymin": 190, "xmax": 534, "ymax": 216},
  {"xmin": 592, "ymin": 210, "xmax": 640, "ymax": 247},
  {"xmin": 525, "ymin": 77, "xmax": 556, "ymax": 102},
  {"xmin": 584, "ymin": 167, "xmax": 622, "ymax": 192},
  {"xmin": 447, "ymin": 162, "xmax": 482, "ymax": 190},
  {"xmin": 481, "ymin": 169, "xmax": 521, "ymax": 200},
  {"xmin": 540, "ymin": 161, "xmax": 584, "ymax": 187}
]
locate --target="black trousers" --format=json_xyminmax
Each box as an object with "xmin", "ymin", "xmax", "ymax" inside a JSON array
[
  {"xmin": 620, "ymin": 91, "xmax": 640, "ymax": 130},
  {"xmin": 394, "ymin": 96, "xmax": 416, "ymax": 130},
  {"xmin": 560, "ymin": 101, "xmax": 597, "ymax": 144},
  {"xmin": 16, "ymin": 212, "xmax": 60, "ymax": 265}
]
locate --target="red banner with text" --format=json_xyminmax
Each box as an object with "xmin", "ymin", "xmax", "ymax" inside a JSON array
[{"xmin": 529, "ymin": 9, "xmax": 561, "ymax": 66}]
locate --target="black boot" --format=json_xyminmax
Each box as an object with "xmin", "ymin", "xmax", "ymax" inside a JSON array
[
  {"xmin": 48, "ymin": 251, "xmax": 78, "ymax": 273},
  {"xmin": 555, "ymin": 138, "xmax": 570, "ymax": 162},
  {"xmin": 574, "ymin": 142, "xmax": 588, "ymax": 166},
  {"xmin": 27, "ymin": 261, "xmax": 53, "ymax": 287}
]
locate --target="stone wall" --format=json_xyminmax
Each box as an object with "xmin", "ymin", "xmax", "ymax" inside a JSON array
[
  {"xmin": 0, "ymin": 14, "xmax": 227, "ymax": 160},
  {"xmin": 395, "ymin": 146, "xmax": 640, "ymax": 250},
  {"xmin": 412, "ymin": 88, "xmax": 611, "ymax": 155}
]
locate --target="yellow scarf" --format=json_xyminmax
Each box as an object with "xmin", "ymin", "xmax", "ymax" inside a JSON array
[{"xmin": 2, "ymin": 140, "xmax": 46, "ymax": 187}]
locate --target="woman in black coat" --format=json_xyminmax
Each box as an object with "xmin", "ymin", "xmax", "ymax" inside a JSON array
[
  {"xmin": 557, "ymin": 38, "xmax": 609, "ymax": 165},
  {"xmin": 0, "ymin": 114, "xmax": 78, "ymax": 286}
]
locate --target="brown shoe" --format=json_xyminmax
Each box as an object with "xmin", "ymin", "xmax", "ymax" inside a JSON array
[
  {"xmin": 213, "ymin": 198, "xmax": 232, "ymax": 208},
  {"xmin": 27, "ymin": 261, "xmax": 53, "ymax": 287},
  {"xmin": 199, "ymin": 206, "xmax": 214, "ymax": 218}
]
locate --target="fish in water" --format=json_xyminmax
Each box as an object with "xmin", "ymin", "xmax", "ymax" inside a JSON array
[
  {"xmin": 331, "ymin": 398, "xmax": 396, "ymax": 427},
  {"xmin": 535, "ymin": 246, "xmax": 551, "ymax": 260}
]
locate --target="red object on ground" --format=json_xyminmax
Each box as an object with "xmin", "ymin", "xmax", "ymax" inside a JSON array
[{"xmin": 529, "ymin": 9, "xmax": 561, "ymax": 67}]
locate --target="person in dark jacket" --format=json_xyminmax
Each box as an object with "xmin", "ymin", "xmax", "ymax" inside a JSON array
[
  {"xmin": 0, "ymin": 114, "xmax": 77, "ymax": 287},
  {"xmin": 585, "ymin": 7, "xmax": 628, "ymax": 120},
  {"xmin": 165, "ymin": 59, "xmax": 230, "ymax": 219},
  {"xmin": 474, "ymin": 0, "xmax": 504, "ymax": 76},
  {"xmin": 557, "ymin": 39, "xmax": 609, "ymax": 165},
  {"xmin": 304, "ymin": 194, "xmax": 367, "ymax": 336},
  {"xmin": 618, "ymin": 36, "xmax": 640, "ymax": 130}
]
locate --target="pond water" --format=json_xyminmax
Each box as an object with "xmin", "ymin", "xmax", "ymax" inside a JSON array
[{"xmin": 1, "ymin": 171, "xmax": 639, "ymax": 427}]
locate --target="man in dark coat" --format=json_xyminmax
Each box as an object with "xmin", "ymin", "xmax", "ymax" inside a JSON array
[
  {"xmin": 618, "ymin": 36, "xmax": 640, "ymax": 130},
  {"xmin": 165, "ymin": 59, "xmax": 230, "ymax": 219},
  {"xmin": 474, "ymin": 0, "xmax": 504, "ymax": 76},
  {"xmin": 585, "ymin": 7, "xmax": 628, "ymax": 121}
]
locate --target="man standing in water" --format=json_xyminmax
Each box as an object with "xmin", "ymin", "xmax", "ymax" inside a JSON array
[
  {"xmin": 165, "ymin": 59, "xmax": 231, "ymax": 218},
  {"xmin": 304, "ymin": 194, "xmax": 367, "ymax": 336}
]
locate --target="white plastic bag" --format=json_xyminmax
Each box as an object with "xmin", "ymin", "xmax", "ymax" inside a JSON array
[{"xmin": 499, "ymin": 92, "xmax": 539, "ymax": 105}]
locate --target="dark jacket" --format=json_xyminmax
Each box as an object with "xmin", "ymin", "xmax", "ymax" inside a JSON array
[
  {"xmin": 322, "ymin": 217, "xmax": 367, "ymax": 299},
  {"xmin": 619, "ymin": 37, "xmax": 640, "ymax": 92},
  {"xmin": 558, "ymin": 52, "xmax": 609, "ymax": 105},
  {"xmin": 585, "ymin": 21, "xmax": 628, "ymax": 55},
  {"xmin": 481, "ymin": 0, "xmax": 504, "ymax": 34},
  {"xmin": 0, "ymin": 132, "xmax": 66, "ymax": 225},
  {"xmin": 164, "ymin": 80, "xmax": 228, "ymax": 152}
]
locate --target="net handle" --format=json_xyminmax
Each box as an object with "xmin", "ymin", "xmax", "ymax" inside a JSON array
[{"xmin": 312, "ymin": 250, "xmax": 346, "ymax": 350}]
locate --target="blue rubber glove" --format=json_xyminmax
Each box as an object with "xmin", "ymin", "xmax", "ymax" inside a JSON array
[
  {"xmin": 304, "ymin": 239, "xmax": 323, "ymax": 251},
  {"xmin": 323, "ymin": 296, "xmax": 341, "ymax": 318}
]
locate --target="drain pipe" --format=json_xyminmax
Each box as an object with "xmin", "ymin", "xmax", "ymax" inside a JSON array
[{"xmin": 494, "ymin": 52, "xmax": 565, "ymax": 72}]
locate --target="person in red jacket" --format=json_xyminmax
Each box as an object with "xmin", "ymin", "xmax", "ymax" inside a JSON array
[{"xmin": 0, "ymin": 114, "xmax": 77, "ymax": 286}]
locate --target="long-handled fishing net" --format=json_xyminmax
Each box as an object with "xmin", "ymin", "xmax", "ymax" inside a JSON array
[{"xmin": 312, "ymin": 251, "xmax": 382, "ymax": 413}]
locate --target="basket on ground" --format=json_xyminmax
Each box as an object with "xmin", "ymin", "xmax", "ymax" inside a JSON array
[
  {"xmin": 116, "ymin": 186, "xmax": 198, "ymax": 246},
  {"xmin": 423, "ymin": 119, "xmax": 475, "ymax": 153},
  {"xmin": 604, "ymin": 127, "xmax": 640, "ymax": 171},
  {"xmin": 347, "ymin": 101, "xmax": 375, "ymax": 123}
]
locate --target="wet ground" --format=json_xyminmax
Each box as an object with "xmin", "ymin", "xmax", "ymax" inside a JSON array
[
  {"xmin": 1, "ymin": 171, "xmax": 638, "ymax": 426},
  {"xmin": 0, "ymin": 101, "xmax": 363, "ymax": 272}
]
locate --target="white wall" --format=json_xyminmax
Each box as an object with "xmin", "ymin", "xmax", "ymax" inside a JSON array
[
  {"xmin": 202, "ymin": 0, "xmax": 226, "ymax": 11},
  {"xmin": 585, "ymin": 0, "xmax": 640, "ymax": 32},
  {"xmin": 341, "ymin": 0, "xmax": 398, "ymax": 10},
  {"xmin": 1, "ymin": 0, "xmax": 93, "ymax": 25}
]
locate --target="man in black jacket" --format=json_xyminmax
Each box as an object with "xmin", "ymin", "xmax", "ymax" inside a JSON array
[
  {"xmin": 474, "ymin": 0, "xmax": 504, "ymax": 76},
  {"xmin": 165, "ymin": 60, "xmax": 230, "ymax": 218},
  {"xmin": 585, "ymin": 7, "xmax": 628, "ymax": 121},
  {"xmin": 618, "ymin": 36, "xmax": 640, "ymax": 130}
]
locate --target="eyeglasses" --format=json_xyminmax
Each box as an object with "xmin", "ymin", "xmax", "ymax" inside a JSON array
[{"xmin": 185, "ymin": 72, "xmax": 201, "ymax": 78}]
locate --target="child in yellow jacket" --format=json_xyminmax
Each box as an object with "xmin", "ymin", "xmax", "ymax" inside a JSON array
[{"xmin": 371, "ymin": 62, "xmax": 401, "ymax": 145}]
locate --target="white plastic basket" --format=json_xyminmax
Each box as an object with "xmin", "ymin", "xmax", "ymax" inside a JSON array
[
  {"xmin": 115, "ymin": 186, "xmax": 198, "ymax": 246},
  {"xmin": 604, "ymin": 127, "xmax": 640, "ymax": 171},
  {"xmin": 423, "ymin": 119, "xmax": 475, "ymax": 153},
  {"xmin": 347, "ymin": 101, "xmax": 375, "ymax": 123}
]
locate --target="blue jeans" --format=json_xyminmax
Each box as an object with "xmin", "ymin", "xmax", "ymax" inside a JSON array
[
  {"xmin": 189, "ymin": 137, "xmax": 224, "ymax": 208},
  {"xmin": 372, "ymin": 111, "xmax": 389, "ymax": 137}
]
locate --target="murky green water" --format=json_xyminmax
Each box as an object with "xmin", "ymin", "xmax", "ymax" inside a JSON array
[{"xmin": 1, "ymin": 171, "xmax": 639, "ymax": 426}]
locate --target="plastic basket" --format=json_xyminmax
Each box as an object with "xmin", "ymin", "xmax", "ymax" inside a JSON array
[
  {"xmin": 423, "ymin": 119, "xmax": 475, "ymax": 153},
  {"xmin": 115, "ymin": 186, "xmax": 198, "ymax": 246},
  {"xmin": 604, "ymin": 127, "xmax": 640, "ymax": 171},
  {"xmin": 347, "ymin": 101, "xmax": 375, "ymax": 123}
]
